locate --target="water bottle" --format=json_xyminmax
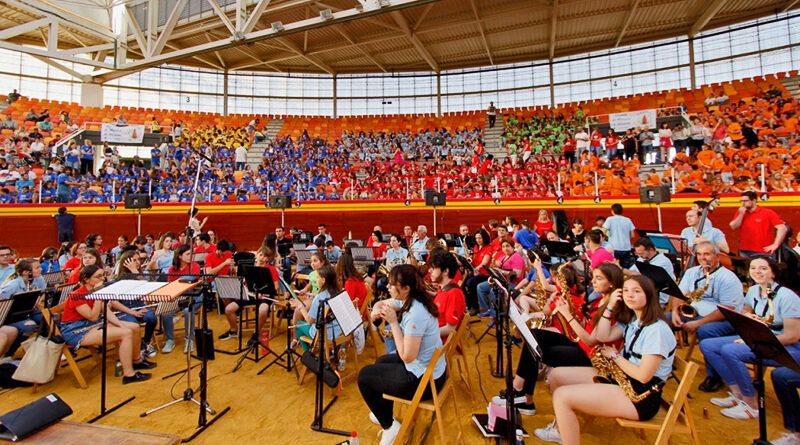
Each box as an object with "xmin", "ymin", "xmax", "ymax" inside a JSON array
[
  {"xmin": 114, "ymin": 361, "xmax": 122, "ymax": 377},
  {"xmin": 337, "ymin": 347, "xmax": 346, "ymax": 371},
  {"xmin": 349, "ymin": 431, "xmax": 359, "ymax": 445},
  {"xmin": 515, "ymin": 428, "xmax": 524, "ymax": 445}
]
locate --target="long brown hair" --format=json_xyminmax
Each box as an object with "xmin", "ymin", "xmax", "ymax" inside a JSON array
[
  {"xmin": 616, "ymin": 275, "xmax": 663, "ymax": 326},
  {"xmin": 389, "ymin": 264, "xmax": 439, "ymax": 322},
  {"xmin": 589, "ymin": 262, "xmax": 625, "ymax": 327},
  {"xmin": 317, "ymin": 265, "xmax": 341, "ymax": 297}
]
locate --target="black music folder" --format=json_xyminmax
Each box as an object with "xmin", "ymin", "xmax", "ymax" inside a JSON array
[{"xmin": 0, "ymin": 393, "xmax": 72, "ymax": 441}]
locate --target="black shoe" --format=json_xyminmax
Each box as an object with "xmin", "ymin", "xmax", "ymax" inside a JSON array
[
  {"xmin": 468, "ymin": 308, "xmax": 479, "ymax": 317},
  {"xmin": 133, "ymin": 359, "xmax": 157, "ymax": 370},
  {"xmin": 122, "ymin": 371, "xmax": 151, "ymax": 384},
  {"xmin": 698, "ymin": 376, "xmax": 724, "ymax": 393},
  {"xmin": 218, "ymin": 331, "xmax": 237, "ymax": 341}
]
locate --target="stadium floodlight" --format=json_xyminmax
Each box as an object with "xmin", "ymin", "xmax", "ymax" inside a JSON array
[
  {"xmin": 320, "ymin": 9, "xmax": 334, "ymax": 20},
  {"xmin": 271, "ymin": 21, "xmax": 284, "ymax": 32}
]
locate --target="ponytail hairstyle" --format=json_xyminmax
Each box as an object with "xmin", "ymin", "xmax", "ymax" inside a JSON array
[
  {"xmin": 317, "ymin": 265, "xmax": 341, "ymax": 297},
  {"xmin": 1, "ymin": 258, "xmax": 36, "ymax": 286},
  {"xmin": 589, "ymin": 262, "xmax": 624, "ymax": 327},
  {"xmin": 388, "ymin": 264, "xmax": 439, "ymax": 322},
  {"xmin": 78, "ymin": 264, "xmax": 102, "ymax": 286}
]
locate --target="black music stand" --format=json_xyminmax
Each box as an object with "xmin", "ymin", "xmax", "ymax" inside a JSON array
[
  {"xmin": 212, "ymin": 276, "xmax": 250, "ymax": 357},
  {"xmin": 541, "ymin": 240, "xmax": 578, "ymax": 265},
  {"xmin": 635, "ymin": 261, "xmax": 683, "ymax": 299},
  {"xmin": 258, "ymin": 276, "xmax": 301, "ymax": 377},
  {"xmin": 2, "ymin": 290, "xmax": 40, "ymax": 326},
  {"xmin": 477, "ymin": 267, "xmax": 512, "ymax": 379},
  {"xmin": 720, "ymin": 306, "xmax": 800, "ymax": 445},
  {"xmin": 231, "ymin": 266, "xmax": 277, "ymax": 372}
]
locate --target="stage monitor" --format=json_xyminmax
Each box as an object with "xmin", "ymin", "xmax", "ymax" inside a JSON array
[
  {"xmin": 269, "ymin": 195, "xmax": 291, "ymax": 209},
  {"xmin": 639, "ymin": 185, "xmax": 671, "ymax": 204},
  {"xmin": 424, "ymin": 190, "xmax": 446, "ymax": 207},
  {"xmin": 124, "ymin": 194, "xmax": 151, "ymax": 210}
]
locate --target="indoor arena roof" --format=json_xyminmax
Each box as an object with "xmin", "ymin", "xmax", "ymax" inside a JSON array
[{"xmin": 0, "ymin": 0, "xmax": 798, "ymax": 82}]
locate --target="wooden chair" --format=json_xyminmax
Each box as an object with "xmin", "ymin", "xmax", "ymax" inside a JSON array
[
  {"xmin": 448, "ymin": 314, "xmax": 474, "ymax": 400},
  {"xmin": 37, "ymin": 304, "xmax": 98, "ymax": 390},
  {"xmin": 614, "ymin": 356, "xmax": 700, "ymax": 445},
  {"xmin": 383, "ymin": 335, "xmax": 464, "ymax": 445}
]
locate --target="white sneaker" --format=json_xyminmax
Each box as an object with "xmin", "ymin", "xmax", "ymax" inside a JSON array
[
  {"xmin": 162, "ymin": 340, "xmax": 175, "ymax": 354},
  {"xmin": 0, "ymin": 356, "xmax": 13, "ymax": 365},
  {"xmin": 534, "ymin": 420, "xmax": 562, "ymax": 443},
  {"xmin": 720, "ymin": 400, "xmax": 758, "ymax": 420},
  {"xmin": 145, "ymin": 344, "xmax": 157, "ymax": 358},
  {"xmin": 184, "ymin": 340, "xmax": 195, "ymax": 353},
  {"xmin": 771, "ymin": 432, "xmax": 800, "ymax": 445},
  {"xmin": 369, "ymin": 412, "xmax": 380, "ymax": 425},
  {"xmin": 379, "ymin": 420, "xmax": 401, "ymax": 445},
  {"xmin": 710, "ymin": 392, "xmax": 739, "ymax": 408}
]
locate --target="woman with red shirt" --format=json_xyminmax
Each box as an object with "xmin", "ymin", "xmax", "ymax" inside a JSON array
[
  {"xmin": 370, "ymin": 230, "xmax": 388, "ymax": 262},
  {"xmin": 534, "ymin": 209, "xmax": 554, "ymax": 238},
  {"xmin": 491, "ymin": 263, "xmax": 624, "ymax": 415},
  {"xmin": 67, "ymin": 248, "xmax": 103, "ymax": 284},
  {"xmin": 60, "ymin": 265, "xmax": 155, "ymax": 384},
  {"xmin": 336, "ymin": 253, "xmax": 367, "ymax": 309},
  {"xmin": 169, "ymin": 245, "xmax": 202, "ymax": 353},
  {"xmin": 62, "ymin": 241, "xmax": 87, "ymax": 272},
  {"xmin": 463, "ymin": 228, "xmax": 492, "ymax": 316}
]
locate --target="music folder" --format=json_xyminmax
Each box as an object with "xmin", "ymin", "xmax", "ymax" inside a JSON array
[
  {"xmin": 719, "ymin": 306, "xmax": 800, "ymax": 372},
  {"xmin": 326, "ymin": 290, "xmax": 363, "ymax": 336},
  {"xmin": 634, "ymin": 261, "xmax": 684, "ymax": 299},
  {"xmin": 0, "ymin": 393, "xmax": 73, "ymax": 441}
]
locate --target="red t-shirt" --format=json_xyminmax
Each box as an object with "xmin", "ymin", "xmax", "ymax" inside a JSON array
[
  {"xmin": 67, "ymin": 267, "xmax": 81, "ymax": 284},
  {"xmin": 434, "ymin": 285, "xmax": 466, "ymax": 330},
  {"xmin": 167, "ymin": 263, "xmax": 201, "ymax": 281},
  {"xmin": 63, "ymin": 257, "xmax": 81, "ymax": 271},
  {"xmin": 472, "ymin": 245, "xmax": 493, "ymax": 276},
  {"xmin": 344, "ymin": 276, "xmax": 367, "ymax": 307},
  {"xmin": 735, "ymin": 206, "xmax": 785, "ymax": 253},
  {"xmin": 534, "ymin": 220, "xmax": 554, "ymax": 237},
  {"xmin": 205, "ymin": 251, "xmax": 233, "ymax": 276},
  {"xmin": 62, "ymin": 286, "xmax": 93, "ymax": 323},
  {"xmin": 193, "ymin": 244, "xmax": 215, "ymax": 254},
  {"xmin": 372, "ymin": 243, "xmax": 387, "ymax": 259}
]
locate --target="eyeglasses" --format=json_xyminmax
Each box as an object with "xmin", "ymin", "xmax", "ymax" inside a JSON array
[{"xmin": 0, "ymin": 253, "xmax": 11, "ymax": 257}]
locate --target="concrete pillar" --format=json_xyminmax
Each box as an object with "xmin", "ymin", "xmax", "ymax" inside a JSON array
[
  {"xmin": 81, "ymin": 82, "xmax": 103, "ymax": 108},
  {"xmin": 223, "ymin": 69, "xmax": 229, "ymax": 116},
  {"xmin": 333, "ymin": 75, "xmax": 337, "ymax": 118},
  {"xmin": 688, "ymin": 36, "xmax": 697, "ymax": 90}
]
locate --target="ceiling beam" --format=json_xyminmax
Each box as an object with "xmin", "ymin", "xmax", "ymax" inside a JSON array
[
  {"xmin": 32, "ymin": 54, "xmax": 86, "ymax": 80},
  {"xmin": 0, "ymin": 17, "xmax": 51, "ymax": 40},
  {"xmin": 689, "ymin": 0, "xmax": 727, "ymax": 37},
  {"xmin": 152, "ymin": 0, "xmax": 188, "ymax": 56},
  {"xmin": 314, "ymin": 1, "xmax": 402, "ymax": 32},
  {"xmin": 125, "ymin": 6, "xmax": 148, "ymax": 56},
  {"xmin": 0, "ymin": 40, "xmax": 114, "ymax": 68},
  {"xmin": 3, "ymin": 0, "xmax": 115, "ymax": 40},
  {"xmin": 204, "ymin": 32, "xmax": 227, "ymax": 68},
  {"xmin": 59, "ymin": 42, "xmax": 115, "ymax": 56},
  {"xmin": 412, "ymin": 2, "xmax": 435, "ymax": 32},
  {"xmin": 783, "ymin": 0, "xmax": 800, "ymax": 12},
  {"xmin": 548, "ymin": 0, "xmax": 558, "ymax": 59},
  {"xmin": 242, "ymin": 0, "xmax": 272, "ymax": 34},
  {"xmin": 146, "ymin": 0, "xmax": 158, "ymax": 55},
  {"xmin": 206, "ymin": 0, "xmax": 236, "ymax": 35},
  {"xmin": 614, "ymin": 0, "xmax": 640, "ymax": 47},
  {"xmin": 390, "ymin": 10, "xmax": 439, "ymax": 72},
  {"xmin": 276, "ymin": 36, "xmax": 334, "ymax": 74},
  {"xmin": 468, "ymin": 0, "xmax": 493, "ymax": 65}
]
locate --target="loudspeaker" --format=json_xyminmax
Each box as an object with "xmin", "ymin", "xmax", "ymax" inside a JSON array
[
  {"xmin": 123, "ymin": 194, "xmax": 151, "ymax": 209},
  {"xmin": 639, "ymin": 185, "xmax": 671, "ymax": 204},
  {"xmin": 424, "ymin": 190, "xmax": 446, "ymax": 206},
  {"xmin": 432, "ymin": 136, "xmax": 445, "ymax": 146},
  {"xmin": 194, "ymin": 328, "xmax": 215, "ymax": 361},
  {"xmin": 269, "ymin": 195, "xmax": 291, "ymax": 209},
  {"xmin": 313, "ymin": 138, "xmax": 325, "ymax": 148},
  {"xmin": 552, "ymin": 210, "xmax": 570, "ymax": 240}
]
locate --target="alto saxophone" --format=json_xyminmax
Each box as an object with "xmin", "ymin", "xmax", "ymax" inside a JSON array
[
  {"xmin": 529, "ymin": 270, "xmax": 551, "ymax": 330},
  {"xmin": 591, "ymin": 346, "xmax": 660, "ymax": 403},
  {"xmin": 679, "ymin": 266, "xmax": 710, "ymax": 318},
  {"xmin": 756, "ymin": 285, "xmax": 776, "ymax": 325},
  {"xmin": 552, "ymin": 263, "xmax": 581, "ymax": 342}
]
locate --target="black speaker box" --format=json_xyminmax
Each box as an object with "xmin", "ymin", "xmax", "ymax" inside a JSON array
[
  {"xmin": 424, "ymin": 190, "xmax": 446, "ymax": 207},
  {"xmin": 639, "ymin": 185, "xmax": 671, "ymax": 204}
]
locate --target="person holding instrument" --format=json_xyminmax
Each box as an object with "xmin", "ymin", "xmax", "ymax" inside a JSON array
[
  {"xmin": 463, "ymin": 228, "xmax": 493, "ymax": 316},
  {"xmin": 289, "ymin": 265, "xmax": 344, "ymax": 352},
  {"xmin": 493, "ymin": 263, "xmax": 623, "ymax": 416},
  {"xmin": 223, "ymin": 246, "xmax": 279, "ymax": 349},
  {"xmin": 112, "ymin": 249, "xmax": 158, "ymax": 359},
  {"xmin": 358, "ymin": 264, "xmax": 446, "ymax": 445},
  {"xmin": 476, "ymin": 239, "xmax": 524, "ymax": 318},
  {"xmin": 699, "ymin": 256, "xmax": 800, "ymax": 419},
  {"xmin": 667, "ymin": 240, "xmax": 743, "ymax": 392},
  {"xmin": 536, "ymin": 275, "xmax": 676, "ymax": 444},
  {"xmin": 60, "ymin": 265, "xmax": 155, "ymax": 384}
]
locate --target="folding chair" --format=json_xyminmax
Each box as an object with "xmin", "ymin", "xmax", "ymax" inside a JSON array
[
  {"xmin": 36, "ymin": 304, "xmax": 99, "ymax": 390},
  {"xmin": 615, "ymin": 356, "xmax": 700, "ymax": 445},
  {"xmin": 383, "ymin": 336, "xmax": 464, "ymax": 445},
  {"xmin": 448, "ymin": 314, "xmax": 474, "ymax": 399}
]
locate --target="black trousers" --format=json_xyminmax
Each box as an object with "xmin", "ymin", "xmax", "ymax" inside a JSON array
[
  {"xmin": 358, "ymin": 354, "xmax": 446, "ymax": 429},
  {"xmin": 516, "ymin": 328, "xmax": 592, "ymax": 395},
  {"xmin": 80, "ymin": 158, "xmax": 93, "ymax": 175},
  {"xmin": 463, "ymin": 275, "xmax": 488, "ymax": 311}
]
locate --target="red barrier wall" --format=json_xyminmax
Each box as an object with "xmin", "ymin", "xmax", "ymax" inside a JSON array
[{"xmin": 1, "ymin": 195, "xmax": 798, "ymax": 257}]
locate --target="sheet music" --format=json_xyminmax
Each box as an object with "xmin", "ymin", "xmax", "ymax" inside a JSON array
[
  {"xmin": 0, "ymin": 300, "xmax": 12, "ymax": 325},
  {"xmin": 327, "ymin": 291, "xmax": 363, "ymax": 336},
  {"xmin": 87, "ymin": 280, "xmax": 168, "ymax": 300},
  {"xmin": 508, "ymin": 299, "xmax": 542, "ymax": 359}
]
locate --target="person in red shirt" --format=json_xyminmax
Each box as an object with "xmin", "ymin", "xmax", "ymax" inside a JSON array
[
  {"xmin": 428, "ymin": 250, "xmax": 465, "ymax": 340},
  {"xmin": 192, "ymin": 233, "xmax": 215, "ymax": 255},
  {"xmin": 729, "ymin": 191, "xmax": 788, "ymax": 256},
  {"xmin": 67, "ymin": 248, "xmax": 103, "ymax": 284},
  {"xmin": 336, "ymin": 253, "xmax": 367, "ymax": 310},
  {"xmin": 59, "ymin": 265, "xmax": 154, "ymax": 384},
  {"xmin": 62, "ymin": 241, "xmax": 87, "ymax": 272},
  {"xmin": 168, "ymin": 245, "xmax": 202, "ymax": 352},
  {"xmin": 464, "ymin": 228, "xmax": 493, "ymax": 315}
]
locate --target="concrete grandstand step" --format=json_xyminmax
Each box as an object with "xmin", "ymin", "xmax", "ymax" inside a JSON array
[
  {"xmin": 483, "ymin": 113, "xmax": 505, "ymax": 159},
  {"xmin": 264, "ymin": 118, "xmax": 284, "ymax": 140},
  {"xmin": 637, "ymin": 163, "xmax": 671, "ymax": 182},
  {"xmin": 780, "ymin": 76, "xmax": 800, "ymax": 99}
]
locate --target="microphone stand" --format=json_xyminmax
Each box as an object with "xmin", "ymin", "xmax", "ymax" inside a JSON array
[
  {"xmin": 481, "ymin": 277, "xmax": 505, "ymax": 378},
  {"xmin": 492, "ymin": 277, "xmax": 519, "ymax": 444}
]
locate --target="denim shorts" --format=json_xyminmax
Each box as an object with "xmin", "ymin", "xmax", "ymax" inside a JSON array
[{"xmin": 60, "ymin": 319, "xmax": 98, "ymax": 348}]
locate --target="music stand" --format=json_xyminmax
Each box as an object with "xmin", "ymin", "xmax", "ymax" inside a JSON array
[
  {"xmin": 295, "ymin": 250, "xmax": 314, "ymax": 267},
  {"xmin": 1, "ymin": 290, "xmax": 41, "ymax": 326},
  {"xmin": 211, "ymin": 276, "xmax": 250, "ymax": 357},
  {"xmin": 341, "ymin": 239, "xmax": 363, "ymax": 246},
  {"xmin": 541, "ymin": 240, "xmax": 577, "ymax": 265},
  {"xmin": 42, "ymin": 271, "xmax": 64, "ymax": 287},
  {"xmin": 477, "ymin": 267, "xmax": 511, "ymax": 378},
  {"xmin": 634, "ymin": 261, "xmax": 683, "ymax": 299},
  {"xmin": 636, "ymin": 229, "xmax": 662, "ymax": 238},
  {"xmin": 350, "ymin": 246, "xmax": 374, "ymax": 264},
  {"xmin": 231, "ymin": 266, "xmax": 277, "ymax": 372},
  {"xmin": 258, "ymin": 276, "xmax": 302, "ymax": 377},
  {"xmin": 719, "ymin": 306, "xmax": 800, "ymax": 445}
]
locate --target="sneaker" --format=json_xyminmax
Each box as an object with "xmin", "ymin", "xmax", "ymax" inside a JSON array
[
  {"xmin": 184, "ymin": 339, "xmax": 195, "ymax": 353},
  {"xmin": 771, "ymin": 432, "xmax": 800, "ymax": 445},
  {"xmin": 720, "ymin": 400, "xmax": 758, "ymax": 420},
  {"xmin": 133, "ymin": 359, "xmax": 157, "ymax": 370},
  {"xmin": 218, "ymin": 330, "xmax": 237, "ymax": 341},
  {"xmin": 710, "ymin": 392, "xmax": 739, "ymax": 408},
  {"xmin": 379, "ymin": 420, "xmax": 401, "ymax": 445},
  {"xmin": 162, "ymin": 339, "xmax": 175, "ymax": 354},
  {"xmin": 492, "ymin": 388, "xmax": 527, "ymax": 405},
  {"xmin": 534, "ymin": 420, "xmax": 562, "ymax": 443},
  {"xmin": 145, "ymin": 343, "xmax": 157, "ymax": 359},
  {"xmin": 477, "ymin": 310, "xmax": 494, "ymax": 318},
  {"xmin": 368, "ymin": 412, "xmax": 381, "ymax": 425},
  {"xmin": 122, "ymin": 371, "xmax": 151, "ymax": 384}
]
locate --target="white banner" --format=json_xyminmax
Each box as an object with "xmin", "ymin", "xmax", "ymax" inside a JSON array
[
  {"xmin": 101, "ymin": 123, "xmax": 145, "ymax": 143},
  {"xmin": 608, "ymin": 109, "xmax": 657, "ymax": 132}
]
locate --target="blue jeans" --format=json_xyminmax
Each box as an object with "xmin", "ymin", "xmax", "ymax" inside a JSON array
[
  {"xmin": 119, "ymin": 309, "xmax": 157, "ymax": 344},
  {"xmin": 700, "ymin": 336, "xmax": 800, "ymax": 397},
  {"xmin": 476, "ymin": 280, "xmax": 495, "ymax": 313},
  {"xmin": 772, "ymin": 366, "xmax": 800, "ymax": 432},
  {"xmin": 666, "ymin": 312, "xmax": 736, "ymax": 379},
  {"xmin": 161, "ymin": 313, "xmax": 175, "ymax": 341}
]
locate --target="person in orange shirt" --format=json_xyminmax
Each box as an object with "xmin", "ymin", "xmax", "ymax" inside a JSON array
[
  {"xmin": 644, "ymin": 169, "xmax": 660, "ymax": 187},
  {"xmin": 570, "ymin": 181, "xmax": 586, "ymax": 197},
  {"xmin": 726, "ymin": 116, "xmax": 743, "ymax": 145},
  {"xmin": 696, "ymin": 146, "xmax": 715, "ymax": 169},
  {"xmin": 607, "ymin": 173, "xmax": 625, "ymax": 196}
]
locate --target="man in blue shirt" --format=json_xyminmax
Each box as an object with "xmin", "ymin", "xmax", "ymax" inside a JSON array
[
  {"xmin": 514, "ymin": 220, "xmax": 539, "ymax": 250},
  {"xmin": 150, "ymin": 144, "xmax": 161, "ymax": 167},
  {"xmin": 79, "ymin": 139, "xmax": 94, "ymax": 175},
  {"xmin": 56, "ymin": 167, "xmax": 74, "ymax": 203},
  {"xmin": 602, "ymin": 203, "xmax": 636, "ymax": 268}
]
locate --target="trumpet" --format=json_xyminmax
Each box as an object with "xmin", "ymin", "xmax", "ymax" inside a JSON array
[
  {"xmin": 678, "ymin": 266, "xmax": 711, "ymax": 319},
  {"xmin": 591, "ymin": 346, "xmax": 662, "ymax": 403}
]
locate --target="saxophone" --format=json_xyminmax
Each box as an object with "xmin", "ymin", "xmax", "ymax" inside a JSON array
[
  {"xmin": 552, "ymin": 263, "xmax": 581, "ymax": 342},
  {"xmin": 591, "ymin": 346, "xmax": 660, "ymax": 403},
  {"xmin": 755, "ymin": 285, "xmax": 776, "ymax": 325},
  {"xmin": 529, "ymin": 270, "xmax": 551, "ymax": 330},
  {"xmin": 679, "ymin": 266, "xmax": 711, "ymax": 318}
]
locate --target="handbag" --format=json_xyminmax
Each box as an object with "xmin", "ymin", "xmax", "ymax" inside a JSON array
[
  {"xmin": 12, "ymin": 317, "xmax": 64, "ymax": 384},
  {"xmin": 0, "ymin": 393, "xmax": 72, "ymax": 441}
]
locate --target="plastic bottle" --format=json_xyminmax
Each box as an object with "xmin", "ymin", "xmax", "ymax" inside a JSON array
[
  {"xmin": 337, "ymin": 347, "xmax": 346, "ymax": 371},
  {"xmin": 349, "ymin": 431, "xmax": 359, "ymax": 445},
  {"xmin": 515, "ymin": 428, "xmax": 524, "ymax": 445},
  {"xmin": 114, "ymin": 361, "xmax": 122, "ymax": 377}
]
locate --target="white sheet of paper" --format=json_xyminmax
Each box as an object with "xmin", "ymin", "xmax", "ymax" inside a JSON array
[
  {"xmin": 508, "ymin": 299, "xmax": 542, "ymax": 359},
  {"xmin": 88, "ymin": 279, "xmax": 168, "ymax": 300},
  {"xmin": 327, "ymin": 290, "xmax": 363, "ymax": 336}
]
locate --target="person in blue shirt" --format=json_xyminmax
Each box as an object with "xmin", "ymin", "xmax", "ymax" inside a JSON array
[
  {"xmin": 514, "ymin": 219, "xmax": 539, "ymax": 250},
  {"xmin": 359, "ymin": 264, "xmax": 446, "ymax": 445},
  {"xmin": 79, "ymin": 139, "xmax": 94, "ymax": 175},
  {"xmin": 150, "ymin": 144, "xmax": 161, "ymax": 167},
  {"xmin": 56, "ymin": 167, "xmax": 74, "ymax": 203},
  {"xmin": 290, "ymin": 265, "xmax": 344, "ymax": 351},
  {"xmin": 0, "ymin": 188, "xmax": 13, "ymax": 204},
  {"xmin": 17, "ymin": 186, "xmax": 33, "ymax": 203},
  {"xmin": 0, "ymin": 259, "xmax": 46, "ymax": 358},
  {"xmin": 602, "ymin": 203, "xmax": 636, "ymax": 268},
  {"xmin": 700, "ymin": 256, "xmax": 800, "ymax": 420}
]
